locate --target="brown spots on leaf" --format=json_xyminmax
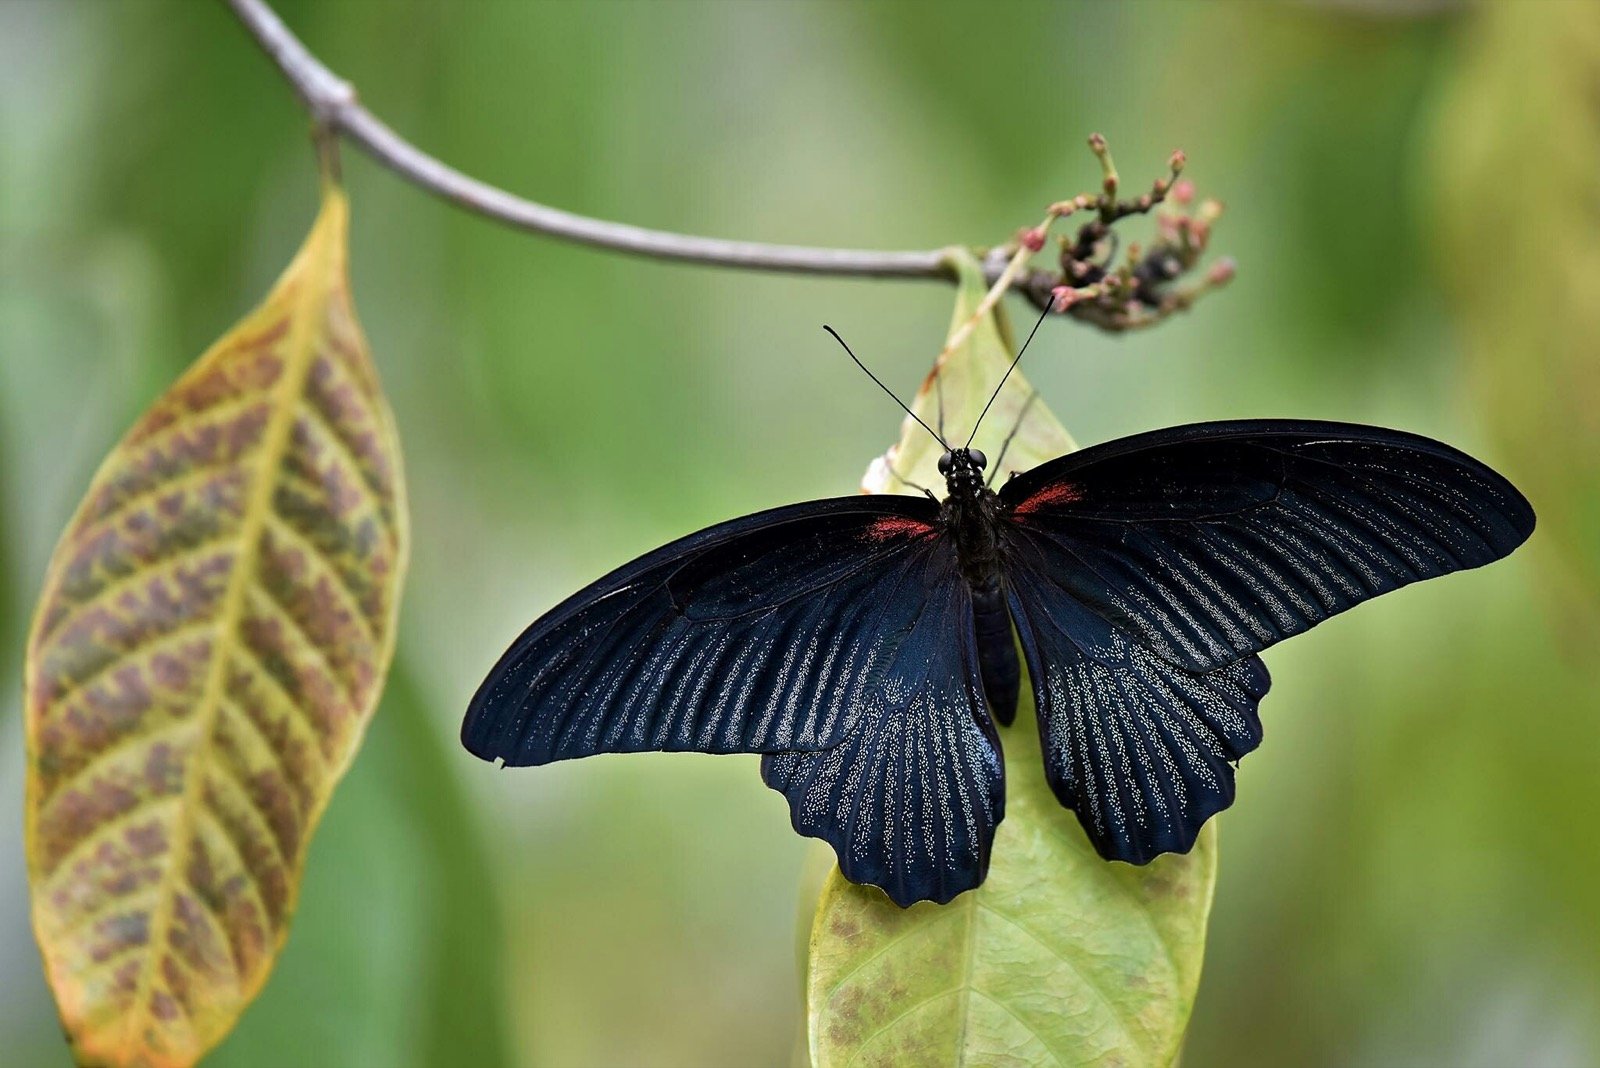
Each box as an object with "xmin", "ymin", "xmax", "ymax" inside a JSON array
[
  {"xmin": 141, "ymin": 740, "xmax": 186, "ymax": 797},
  {"xmin": 55, "ymin": 500, "xmax": 243, "ymax": 615},
  {"xmin": 223, "ymin": 658, "xmax": 324, "ymax": 803},
  {"xmin": 85, "ymin": 404, "xmax": 272, "ymax": 530},
  {"xmin": 31, "ymin": 631, "xmax": 213, "ymax": 802},
  {"xmin": 255, "ymin": 528, "xmax": 374, "ymax": 701},
  {"xmin": 88, "ymin": 909, "xmax": 151, "ymax": 965},
  {"xmin": 305, "ymin": 353, "xmax": 395, "ymax": 499},
  {"xmin": 149, "ymin": 988, "xmax": 179, "ymax": 1023},
  {"xmin": 166, "ymin": 891, "xmax": 234, "ymax": 988},
  {"xmin": 200, "ymin": 776, "xmax": 291, "ymax": 925},
  {"xmin": 239, "ymin": 602, "xmax": 349, "ymax": 751},
  {"xmin": 42, "ymin": 812, "xmax": 170, "ymax": 927}
]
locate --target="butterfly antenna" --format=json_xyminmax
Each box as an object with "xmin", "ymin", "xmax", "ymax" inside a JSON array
[
  {"xmin": 965, "ymin": 300, "xmax": 1053, "ymax": 449},
  {"xmin": 824, "ymin": 325, "xmax": 948, "ymax": 449}
]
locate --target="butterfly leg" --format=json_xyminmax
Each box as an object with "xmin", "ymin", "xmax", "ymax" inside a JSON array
[{"xmin": 986, "ymin": 389, "xmax": 1040, "ymax": 488}]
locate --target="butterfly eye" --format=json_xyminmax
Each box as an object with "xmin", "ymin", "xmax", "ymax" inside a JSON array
[
  {"xmin": 938, "ymin": 451, "xmax": 954, "ymax": 475},
  {"xmin": 968, "ymin": 449, "xmax": 987, "ymax": 470}
]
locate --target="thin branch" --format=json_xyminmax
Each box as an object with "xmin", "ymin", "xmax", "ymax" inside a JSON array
[
  {"xmin": 224, "ymin": 0, "xmax": 1233, "ymax": 327},
  {"xmin": 224, "ymin": 0, "xmax": 955, "ymax": 280}
]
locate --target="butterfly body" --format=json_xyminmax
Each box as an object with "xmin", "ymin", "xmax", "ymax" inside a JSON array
[
  {"xmin": 938, "ymin": 447, "xmax": 1022, "ymax": 728},
  {"xmin": 464, "ymin": 421, "xmax": 1533, "ymax": 906}
]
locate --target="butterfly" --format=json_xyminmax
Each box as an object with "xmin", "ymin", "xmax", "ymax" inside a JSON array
[{"xmin": 460, "ymin": 319, "xmax": 1534, "ymax": 907}]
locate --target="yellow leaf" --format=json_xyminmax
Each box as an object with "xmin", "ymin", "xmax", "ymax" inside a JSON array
[
  {"xmin": 23, "ymin": 182, "xmax": 407, "ymax": 1068},
  {"xmin": 813, "ymin": 249, "xmax": 1215, "ymax": 1067}
]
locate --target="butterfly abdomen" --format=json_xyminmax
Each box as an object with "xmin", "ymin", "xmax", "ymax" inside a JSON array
[{"xmin": 971, "ymin": 578, "xmax": 1020, "ymax": 727}]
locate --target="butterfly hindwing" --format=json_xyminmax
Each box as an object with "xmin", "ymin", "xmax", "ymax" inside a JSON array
[
  {"xmin": 462, "ymin": 496, "xmax": 947, "ymax": 766},
  {"xmin": 999, "ymin": 420, "xmax": 1536, "ymax": 672},
  {"xmin": 1004, "ymin": 526, "xmax": 1269, "ymax": 862},
  {"xmin": 761, "ymin": 538, "xmax": 1003, "ymax": 907}
]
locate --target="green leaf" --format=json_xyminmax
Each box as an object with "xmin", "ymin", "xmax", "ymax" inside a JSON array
[{"xmin": 809, "ymin": 249, "xmax": 1217, "ymax": 1068}]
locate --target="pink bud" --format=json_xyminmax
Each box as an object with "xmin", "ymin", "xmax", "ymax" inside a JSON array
[
  {"xmin": 1171, "ymin": 179, "xmax": 1195, "ymax": 205},
  {"xmin": 1088, "ymin": 132, "xmax": 1108, "ymax": 153},
  {"xmin": 1169, "ymin": 149, "xmax": 1187, "ymax": 172},
  {"xmin": 1051, "ymin": 285, "xmax": 1079, "ymax": 311},
  {"xmin": 1019, "ymin": 227, "xmax": 1046, "ymax": 252},
  {"xmin": 1207, "ymin": 257, "xmax": 1237, "ymax": 285}
]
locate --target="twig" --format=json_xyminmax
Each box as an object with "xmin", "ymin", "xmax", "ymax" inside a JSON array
[
  {"xmin": 224, "ymin": 0, "xmax": 953, "ymax": 280},
  {"xmin": 223, "ymin": 0, "xmax": 1231, "ymax": 326}
]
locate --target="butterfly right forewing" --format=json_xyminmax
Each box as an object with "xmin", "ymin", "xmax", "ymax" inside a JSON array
[{"xmin": 999, "ymin": 420, "xmax": 1536, "ymax": 672}]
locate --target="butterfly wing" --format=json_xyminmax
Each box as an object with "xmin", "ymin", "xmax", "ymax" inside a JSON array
[
  {"xmin": 1003, "ymin": 532, "xmax": 1271, "ymax": 863},
  {"xmin": 463, "ymin": 494, "xmax": 944, "ymax": 763},
  {"xmin": 464, "ymin": 493, "xmax": 1004, "ymax": 906},
  {"xmin": 1000, "ymin": 420, "xmax": 1536, "ymax": 672},
  {"xmin": 999, "ymin": 420, "xmax": 1534, "ymax": 862},
  {"xmin": 761, "ymin": 536, "xmax": 1003, "ymax": 907}
]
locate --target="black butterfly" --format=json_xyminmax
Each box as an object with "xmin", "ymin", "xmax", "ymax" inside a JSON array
[{"xmin": 462, "ymin": 335, "xmax": 1533, "ymax": 906}]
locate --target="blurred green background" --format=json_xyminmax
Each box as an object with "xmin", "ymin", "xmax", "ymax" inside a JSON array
[{"xmin": 3, "ymin": 1, "xmax": 1597, "ymax": 1065}]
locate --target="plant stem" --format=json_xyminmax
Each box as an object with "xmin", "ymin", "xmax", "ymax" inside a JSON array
[{"xmin": 224, "ymin": 0, "xmax": 960, "ymax": 280}]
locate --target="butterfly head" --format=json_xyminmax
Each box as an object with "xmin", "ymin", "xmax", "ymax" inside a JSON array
[{"xmin": 938, "ymin": 447, "xmax": 987, "ymax": 496}]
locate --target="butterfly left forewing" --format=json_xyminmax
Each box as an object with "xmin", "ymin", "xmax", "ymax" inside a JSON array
[{"xmin": 462, "ymin": 496, "xmax": 945, "ymax": 766}]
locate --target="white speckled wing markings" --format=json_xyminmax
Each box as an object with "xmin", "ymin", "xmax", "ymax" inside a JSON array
[
  {"xmin": 1004, "ymin": 530, "xmax": 1269, "ymax": 863},
  {"xmin": 461, "ymin": 495, "xmax": 944, "ymax": 766},
  {"xmin": 761, "ymin": 539, "xmax": 1004, "ymax": 907},
  {"xmin": 998, "ymin": 420, "xmax": 1537, "ymax": 673}
]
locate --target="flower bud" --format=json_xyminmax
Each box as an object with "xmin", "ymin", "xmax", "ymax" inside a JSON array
[
  {"xmin": 1207, "ymin": 257, "xmax": 1237, "ymax": 286},
  {"xmin": 1051, "ymin": 285, "xmax": 1080, "ymax": 311}
]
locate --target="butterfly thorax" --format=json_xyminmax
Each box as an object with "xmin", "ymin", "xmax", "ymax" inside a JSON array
[{"xmin": 938, "ymin": 449, "xmax": 1005, "ymax": 590}]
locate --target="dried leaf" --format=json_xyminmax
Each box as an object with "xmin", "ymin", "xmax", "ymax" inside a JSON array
[
  {"xmin": 811, "ymin": 249, "xmax": 1215, "ymax": 1067},
  {"xmin": 861, "ymin": 251, "xmax": 1075, "ymax": 495},
  {"xmin": 23, "ymin": 182, "xmax": 406, "ymax": 1068}
]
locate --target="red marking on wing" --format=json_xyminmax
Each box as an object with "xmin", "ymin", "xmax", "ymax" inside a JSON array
[
  {"xmin": 864, "ymin": 515, "xmax": 935, "ymax": 542},
  {"xmin": 1013, "ymin": 481, "xmax": 1084, "ymax": 515}
]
